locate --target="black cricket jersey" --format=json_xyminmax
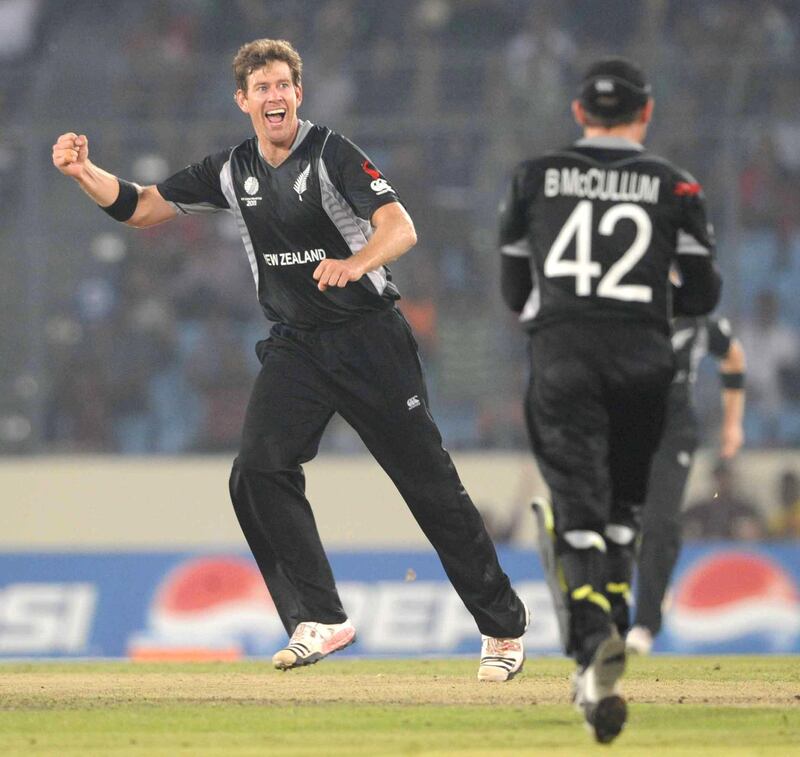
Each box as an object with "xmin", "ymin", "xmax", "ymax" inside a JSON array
[
  {"xmin": 157, "ymin": 120, "xmax": 401, "ymax": 329},
  {"xmin": 670, "ymin": 315, "xmax": 733, "ymax": 392},
  {"xmin": 499, "ymin": 135, "xmax": 718, "ymax": 333}
]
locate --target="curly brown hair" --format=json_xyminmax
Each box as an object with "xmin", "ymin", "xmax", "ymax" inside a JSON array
[{"xmin": 233, "ymin": 39, "xmax": 302, "ymax": 92}]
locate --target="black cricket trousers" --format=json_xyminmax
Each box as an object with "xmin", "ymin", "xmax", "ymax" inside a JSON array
[
  {"xmin": 525, "ymin": 319, "xmax": 674, "ymax": 662},
  {"xmin": 229, "ymin": 307, "xmax": 526, "ymax": 640},
  {"xmin": 634, "ymin": 386, "xmax": 698, "ymax": 635},
  {"xmin": 526, "ymin": 320, "xmax": 675, "ymax": 532}
]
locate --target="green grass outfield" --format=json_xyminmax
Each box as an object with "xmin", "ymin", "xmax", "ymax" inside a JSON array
[{"xmin": 0, "ymin": 656, "xmax": 798, "ymax": 756}]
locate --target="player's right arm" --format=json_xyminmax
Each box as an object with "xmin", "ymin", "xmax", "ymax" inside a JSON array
[
  {"xmin": 52, "ymin": 132, "xmax": 176, "ymax": 228},
  {"xmin": 718, "ymin": 336, "xmax": 746, "ymax": 459},
  {"xmin": 704, "ymin": 316, "xmax": 746, "ymax": 458}
]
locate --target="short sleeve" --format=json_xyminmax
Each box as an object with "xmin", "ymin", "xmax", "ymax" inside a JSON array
[
  {"xmin": 321, "ymin": 135, "xmax": 400, "ymax": 221},
  {"xmin": 673, "ymin": 169, "xmax": 716, "ymax": 260},
  {"xmin": 707, "ymin": 316, "xmax": 733, "ymax": 358},
  {"xmin": 157, "ymin": 149, "xmax": 231, "ymax": 215}
]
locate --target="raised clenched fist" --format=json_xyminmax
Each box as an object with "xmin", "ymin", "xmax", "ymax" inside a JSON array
[{"xmin": 52, "ymin": 132, "xmax": 89, "ymax": 178}]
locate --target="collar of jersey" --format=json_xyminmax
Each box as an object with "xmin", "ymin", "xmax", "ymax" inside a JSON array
[
  {"xmin": 256, "ymin": 119, "xmax": 315, "ymax": 167},
  {"xmin": 575, "ymin": 136, "xmax": 644, "ymax": 151}
]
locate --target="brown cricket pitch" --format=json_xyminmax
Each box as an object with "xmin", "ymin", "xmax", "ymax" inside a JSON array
[{"xmin": 0, "ymin": 657, "xmax": 797, "ymax": 710}]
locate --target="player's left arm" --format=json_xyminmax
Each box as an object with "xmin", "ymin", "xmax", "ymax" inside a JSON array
[
  {"xmin": 499, "ymin": 162, "xmax": 534, "ymax": 312},
  {"xmin": 672, "ymin": 172, "xmax": 722, "ymax": 316},
  {"xmin": 718, "ymin": 336, "xmax": 746, "ymax": 458},
  {"xmin": 313, "ymin": 202, "xmax": 416, "ymax": 291}
]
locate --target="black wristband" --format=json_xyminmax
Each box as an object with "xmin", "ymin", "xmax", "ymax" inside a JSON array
[
  {"xmin": 99, "ymin": 179, "xmax": 139, "ymax": 222},
  {"xmin": 721, "ymin": 372, "xmax": 745, "ymax": 389}
]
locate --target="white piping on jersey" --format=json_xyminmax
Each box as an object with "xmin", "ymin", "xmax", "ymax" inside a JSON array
[
  {"xmin": 317, "ymin": 133, "xmax": 388, "ymax": 295},
  {"xmin": 256, "ymin": 119, "xmax": 315, "ymax": 166},
  {"xmin": 676, "ymin": 229, "xmax": 710, "ymax": 256},
  {"xmin": 671, "ymin": 326, "xmax": 696, "ymax": 352},
  {"xmin": 575, "ymin": 136, "xmax": 644, "ymax": 151},
  {"xmin": 688, "ymin": 320, "xmax": 709, "ymax": 384},
  {"xmin": 501, "ymin": 238, "xmax": 532, "ymax": 258},
  {"xmin": 552, "ymin": 150, "xmax": 675, "ymax": 172},
  {"xmin": 169, "ymin": 200, "xmax": 224, "ymax": 215},
  {"xmin": 290, "ymin": 120, "xmax": 314, "ymax": 151},
  {"xmin": 219, "ymin": 154, "xmax": 259, "ymax": 291},
  {"xmin": 519, "ymin": 266, "xmax": 540, "ymax": 323}
]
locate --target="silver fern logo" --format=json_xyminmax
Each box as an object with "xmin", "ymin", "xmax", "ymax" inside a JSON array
[{"xmin": 293, "ymin": 164, "xmax": 311, "ymax": 201}]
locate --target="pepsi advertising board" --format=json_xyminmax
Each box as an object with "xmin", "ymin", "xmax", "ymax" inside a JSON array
[{"xmin": 0, "ymin": 545, "xmax": 798, "ymax": 659}]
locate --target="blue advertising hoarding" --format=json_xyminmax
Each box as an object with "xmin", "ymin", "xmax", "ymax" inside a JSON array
[{"xmin": 0, "ymin": 545, "xmax": 798, "ymax": 658}]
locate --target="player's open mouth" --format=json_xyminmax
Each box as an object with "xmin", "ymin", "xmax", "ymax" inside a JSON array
[{"xmin": 266, "ymin": 108, "xmax": 287, "ymax": 124}]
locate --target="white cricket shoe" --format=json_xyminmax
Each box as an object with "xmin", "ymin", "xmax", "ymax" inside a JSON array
[
  {"xmin": 626, "ymin": 625, "xmax": 654, "ymax": 655},
  {"xmin": 477, "ymin": 602, "xmax": 529, "ymax": 682},
  {"xmin": 574, "ymin": 631, "xmax": 627, "ymax": 744},
  {"xmin": 272, "ymin": 619, "xmax": 356, "ymax": 670}
]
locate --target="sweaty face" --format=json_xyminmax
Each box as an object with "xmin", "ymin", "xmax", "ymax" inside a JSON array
[{"xmin": 237, "ymin": 61, "xmax": 302, "ymax": 150}]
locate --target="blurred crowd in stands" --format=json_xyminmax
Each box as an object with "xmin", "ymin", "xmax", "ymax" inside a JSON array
[
  {"xmin": 676, "ymin": 462, "xmax": 800, "ymax": 541},
  {"xmin": 1, "ymin": 0, "xmax": 799, "ymax": 468}
]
